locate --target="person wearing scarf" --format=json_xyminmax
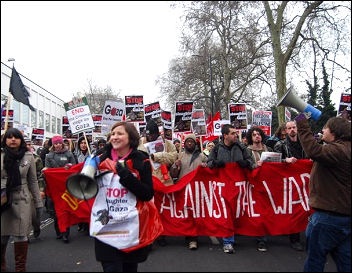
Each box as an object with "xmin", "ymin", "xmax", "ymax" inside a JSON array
[
  {"xmin": 95, "ymin": 122, "xmax": 154, "ymax": 272},
  {"xmin": 170, "ymin": 133, "xmax": 208, "ymax": 250},
  {"xmin": 1, "ymin": 128, "xmax": 43, "ymax": 272},
  {"xmin": 44, "ymin": 135, "xmax": 76, "ymax": 243}
]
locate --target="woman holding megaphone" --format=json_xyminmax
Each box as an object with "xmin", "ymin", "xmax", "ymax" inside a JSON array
[{"xmin": 93, "ymin": 121, "xmax": 155, "ymax": 272}]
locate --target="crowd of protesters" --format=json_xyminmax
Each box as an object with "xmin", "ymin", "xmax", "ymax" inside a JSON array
[{"xmin": 1, "ymin": 112, "xmax": 350, "ymax": 272}]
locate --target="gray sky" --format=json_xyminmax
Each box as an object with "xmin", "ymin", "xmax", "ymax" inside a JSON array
[{"xmin": 1, "ymin": 1, "xmax": 183, "ymax": 109}]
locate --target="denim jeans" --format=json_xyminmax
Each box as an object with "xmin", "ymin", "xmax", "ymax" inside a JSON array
[
  {"xmin": 223, "ymin": 236, "xmax": 235, "ymax": 245},
  {"xmin": 304, "ymin": 210, "xmax": 351, "ymax": 272}
]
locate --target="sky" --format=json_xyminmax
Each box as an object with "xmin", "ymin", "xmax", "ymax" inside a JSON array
[{"xmin": 1, "ymin": 1, "xmax": 184, "ymax": 110}]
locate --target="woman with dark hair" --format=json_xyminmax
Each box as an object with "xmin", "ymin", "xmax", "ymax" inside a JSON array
[
  {"xmin": 74, "ymin": 136, "xmax": 91, "ymax": 233},
  {"xmin": 95, "ymin": 121, "xmax": 154, "ymax": 272},
  {"xmin": 1, "ymin": 128, "xmax": 43, "ymax": 272}
]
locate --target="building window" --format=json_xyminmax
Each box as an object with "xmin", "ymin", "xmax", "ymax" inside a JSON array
[
  {"xmin": 57, "ymin": 118, "xmax": 61, "ymax": 134},
  {"xmin": 13, "ymin": 100, "xmax": 20, "ymax": 122},
  {"xmin": 51, "ymin": 116, "xmax": 56, "ymax": 133},
  {"xmin": 45, "ymin": 113, "xmax": 50, "ymax": 132},
  {"xmin": 39, "ymin": 110, "xmax": 44, "ymax": 128},
  {"xmin": 22, "ymin": 105, "xmax": 29, "ymax": 125},
  {"xmin": 31, "ymin": 109, "xmax": 37, "ymax": 128}
]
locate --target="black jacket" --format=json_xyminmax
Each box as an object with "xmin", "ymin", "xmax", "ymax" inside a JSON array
[
  {"xmin": 273, "ymin": 136, "xmax": 307, "ymax": 160},
  {"xmin": 95, "ymin": 145, "xmax": 154, "ymax": 263},
  {"xmin": 207, "ymin": 140, "xmax": 254, "ymax": 170}
]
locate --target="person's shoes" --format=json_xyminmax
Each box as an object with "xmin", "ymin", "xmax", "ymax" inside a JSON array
[
  {"xmin": 257, "ymin": 241, "xmax": 267, "ymax": 252},
  {"xmin": 56, "ymin": 234, "xmax": 63, "ymax": 240},
  {"xmin": 62, "ymin": 235, "xmax": 69, "ymax": 244},
  {"xmin": 290, "ymin": 242, "xmax": 303, "ymax": 251},
  {"xmin": 223, "ymin": 244, "xmax": 234, "ymax": 254},
  {"xmin": 157, "ymin": 237, "xmax": 167, "ymax": 247},
  {"xmin": 33, "ymin": 229, "xmax": 40, "ymax": 239},
  {"xmin": 188, "ymin": 241, "xmax": 198, "ymax": 250}
]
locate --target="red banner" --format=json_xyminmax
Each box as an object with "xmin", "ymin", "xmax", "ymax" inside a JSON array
[
  {"xmin": 44, "ymin": 160, "xmax": 313, "ymax": 236},
  {"xmin": 153, "ymin": 160, "xmax": 313, "ymax": 237},
  {"xmin": 43, "ymin": 163, "xmax": 94, "ymax": 232}
]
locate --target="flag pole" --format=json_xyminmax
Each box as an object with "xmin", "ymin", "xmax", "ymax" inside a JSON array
[
  {"xmin": 4, "ymin": 62, "xmax": 15, "ymax": 133},
  {"xmin": 4, "ymin": 95, "xmax": 12, "ymax": 132}
]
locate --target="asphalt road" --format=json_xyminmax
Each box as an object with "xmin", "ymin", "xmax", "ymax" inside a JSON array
[{"xmin": 4, "ymin": 214, "xmax": 337, "ymax": 272}]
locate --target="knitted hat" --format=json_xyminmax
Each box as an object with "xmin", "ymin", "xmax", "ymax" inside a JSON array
[
  {"xmin": 146, "ymin": 119, "xmax": 159, "ymax": 135},
  {"xmin": 184, "ymin": 134, "xmax": 197, "ymax": 143},
  {"xmin": 52, "ymin": 135, "xmax": 64, "ymax": 145}
]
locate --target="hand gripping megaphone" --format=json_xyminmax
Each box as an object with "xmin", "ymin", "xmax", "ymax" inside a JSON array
[
  {"xmin": 66, "ymin": 154, "xmax": 100, "ymax": 200},
  {"xmin": 276, "ymin": 87, "xmax": 322, "ymax": 121}
]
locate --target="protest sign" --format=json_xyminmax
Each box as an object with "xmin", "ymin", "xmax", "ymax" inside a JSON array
[
  {"xmin": 174, "ymin": 101, "xmax": 193, "ymax": 133},
  {"xmin": 31, "ymin": 128, "xmax": 45, "ymax": 146},
  {"xmin": 145, "ymin": 102, "xmax": 162, "ymax": 126},
  {"xmin": 285, "ymin": 107, "xmax": 291, "ymax": 122},
  {"xmin": 92, "ymin": 114, "xmax": 103, "ymax": 134},
  {"xmin": 337, "ymin": 93, "xmax": 351, "ymax": 121},
  {"xmin": 191, "ymin": 109, "xmax": 207, "ymax": 137},
  {"xmin": 1, "ymin": 109, "xmax": 13, "ymax": 130},
  {"xmin": 228, "ymin": 103, "xmax": 248, "ymax": 130},
  {"xmin": 101, "ymin": 100, "xmax": 125, "ymax": 134},
  {"xmin": 64, "ymin": 97, "xmax": 95, "ymax": 135},
  {"xmin": 213, "ymin": 120, "xmax": 230, "ymax": 136},
  {"xmin": 125, "ymin": 96, "xmax": 144, "ymax": 123},
  {"xmin": 62, "ymin": 116, "xmax": 77, "ymax": 139},
  {"xmin": 161, "ymin": 110, "xmax": 172, "ymax": 140},
  {"xmin": 252, "ymin": 110, "xmax": 272, "ymax": 136}
]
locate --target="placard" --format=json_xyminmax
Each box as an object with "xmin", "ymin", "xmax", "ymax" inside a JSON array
[
  {"xmin": 252, "ymin": 110, "xmax": 272, "ymax": 136},
  {"xmin": 101, "ymin": 100, "xmax": 125, "ymax": 134},
  {"xmin": 64, "ymin": 97, "xmax": 95, "ymax": 135},
  {"xmin": 145, "ymin": 102, "xmax": 162, "ymax": 126},
  {"xmin": 161, "ymin": 110, "xmax": 172, "ymax": 140},
  {"xmin": 191, "ymin": 109, "xmax": 207, "ymax": 137},
  {"xmin": 125, "ymin": 96, "xmax": 144, "ymax": 123},
  {"xmin": 228, "ymin": 103, "xmax": 248, "ymax": 130},
  {"xmin": 31, "ymin": 128, "xmax": 45, "ymax": 146},
  {"xmin": 337, "ymin": 93, "xmax": 351, "ymax": 121},
  {"xmin": 174, "ymin": 101, "xmax": 193, "ymax": 133}
]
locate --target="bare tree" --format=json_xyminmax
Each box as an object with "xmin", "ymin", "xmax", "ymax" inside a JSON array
[
  {"xmin": 263, "ymin": 1, "xmax": 350, "ymax": 124},
  {"xmin": 72, "ymin": 79, "xmax": 122, "ymax": 114},
  {"xmin": 160, "ymin": 1, "xmax": 273, "ymax": 117}
]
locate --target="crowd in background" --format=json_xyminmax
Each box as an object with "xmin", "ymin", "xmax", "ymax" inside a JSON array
[{"xmin": 1, "ymin": 114, "xmax": 350, "ymax": 272}]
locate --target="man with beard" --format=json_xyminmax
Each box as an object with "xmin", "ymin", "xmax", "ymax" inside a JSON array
[
  {"xmin": 170, "ymin": 134, "xmax": 208, "ymax": 250},
  {"xmin": 246, "ymin": 127, "xmax": 273, "ymax": 252},
  {"xmin": 274, "ymin": 120, "xmax": 307, "ymax": 251}
]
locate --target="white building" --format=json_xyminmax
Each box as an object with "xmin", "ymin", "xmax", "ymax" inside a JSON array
[{"xmin": 1, "ymin": 61, "xmax": 66, "ymax": 139}]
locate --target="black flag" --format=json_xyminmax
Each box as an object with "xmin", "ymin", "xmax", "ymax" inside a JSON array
[{"xmin": 9, "ymin": 67, "xmax": 35, "ymax": 111}]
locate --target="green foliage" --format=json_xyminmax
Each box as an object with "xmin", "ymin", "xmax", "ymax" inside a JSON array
[{"xmin": 306, "ymin": 61, "xmax": 336, "ymax": 134}]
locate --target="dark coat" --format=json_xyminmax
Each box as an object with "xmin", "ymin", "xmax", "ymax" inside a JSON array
[
  {"xmin": 95, "ymin": 146, "xmax": 154, "ymax": 263},
  {"xmin": 297, "ymin": 119, "xmax": 351, "ymax": 215},
  {"xmin": 45, "ymin": 149, "xmax": 76, "ymax": 168},
  {"xmin": 207, "ymin": 140, "xmax": 254, "ymax": 170},
  {"xmin": 274, "ymin": 136, "xmax": 307, "ymax": 160}
]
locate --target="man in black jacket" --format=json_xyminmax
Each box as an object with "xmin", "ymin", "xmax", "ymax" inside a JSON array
[
  {"xmin": 207, "ymin": 124, "xmax": 254, "ymax": 254},
  {"xmin": 274, "ymin": 120, "xmax": 306, "ymax": 251}
]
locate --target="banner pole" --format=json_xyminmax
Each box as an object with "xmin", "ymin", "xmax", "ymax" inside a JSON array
[
  {"xmin": 200, "ymin": 136, "xmax": 203, "ymax": 152},
  {"xmin": 83, "ymin": 131, "xmax": 91, "ymax": 155}
]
